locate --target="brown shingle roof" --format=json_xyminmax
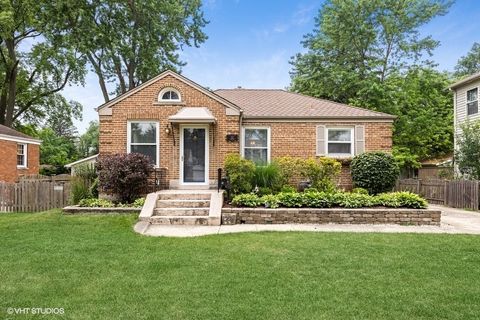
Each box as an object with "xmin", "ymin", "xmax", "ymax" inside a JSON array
[
  {"xmin": 214, "ymin": 89, "xmax": 395, "ymax": 120},
  {"xmin": 0, "ymin": 124, "xmax": 39, "ymax": 141}
]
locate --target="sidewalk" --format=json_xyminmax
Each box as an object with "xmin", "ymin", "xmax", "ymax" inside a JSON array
[{"xmin": 134, "ymin": 205, "xmax": 480, "ymax": 237}]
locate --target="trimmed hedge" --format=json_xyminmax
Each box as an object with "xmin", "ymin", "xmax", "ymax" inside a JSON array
[
  {"xmin": 351, "ymin": 152, "xmax": 400, "ymax": 194},
  {"xmin": 231, "ymin": 191, "xmax": 427, "ymax": 209}
]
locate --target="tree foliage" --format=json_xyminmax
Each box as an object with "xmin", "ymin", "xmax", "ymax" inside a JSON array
[
  {"xmin": 37, "ymin": 128, "xmax": 78, "ymax": 167},
  {"xmin": 0, "ymin": 0, "xmax": 85, "ymax": 127},
  {"xmin": 77, "ymin": 121, "xmax": 99, "ymax": 158},
  {"xmin": 51, "ymin": 0, "xmax": 208, "ymax": 102},
  {"xmin": 290, "ymin": 0, "xmax": 453, "ymax": 161},
  {"xmin": 454, "ymin": 42, "xmax": 480, "ymax": 77},
  {"xmin": 455, "ymin": 121, "xmax": 480, "ymax": 180}
]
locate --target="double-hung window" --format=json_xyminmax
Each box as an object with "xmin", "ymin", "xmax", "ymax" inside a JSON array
[
  {"xmin": 128, "ymin": 121, "xmax": 159, "ymax": 166},
  {"xmin": 467, "ymin": 88, "xmax": 478, "ymax": 115},
  {"xmin": 242, "ymin": 127, "xmax": 270, "ymax": 164},
  {"xmin": 17, "ymin": 143, "xmax": 27, "ymax": 168},
  {"xmin": 327, "ymin": 128, "xmax": 353, "ymax": 156}
]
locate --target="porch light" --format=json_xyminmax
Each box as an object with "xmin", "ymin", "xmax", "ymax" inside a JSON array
[{"xmin": 165, "ymin": 125, "xmax": 171, "ymax": 135}]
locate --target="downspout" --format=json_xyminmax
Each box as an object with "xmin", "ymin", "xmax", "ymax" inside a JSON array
[{"xmin": 239, "ymin": 109, "xmax": 244, "ymax": 155}]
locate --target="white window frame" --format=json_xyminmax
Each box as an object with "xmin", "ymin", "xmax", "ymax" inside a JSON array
[
  {"xmin": 467, "ymin": 87, "xmax": 478, "ymax": 116},
  {"xmin": 127, "ymin": 121, "xmax": 160, "ymax": 168},
  {"xmin": 158, "ymin": 87, "xmax": 181, "ymax": 102},
  {"xmin": 326, "ymin": 127, "xmax": 354, "ymax": 158},
  {"xmin": 16, "ymin": 143, "xmax": 27, "ymax": 168},
  {"xmin": 241, "ymin": 126, "xmax": 271, "ymax": 163}
]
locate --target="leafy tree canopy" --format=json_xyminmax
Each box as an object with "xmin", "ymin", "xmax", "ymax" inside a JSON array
[
  {"xmin": 454, "ymin": 42, "xmax": 480, "ymax": 77},
  {"xmin": 77, "ymin": 121, "xmax": 99, "ymax": 159},
  {"xmin": 455, "ymin": 121, "xmax": 480, "ymax": 180},
  {"xmin": 290, "ymin": 0, "xmax": 453, "ymax": 162}
]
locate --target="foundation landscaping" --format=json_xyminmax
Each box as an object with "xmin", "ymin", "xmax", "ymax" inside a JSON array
[{"xmin": 223, "ymin": 152, "xmax": 440, "ymax": 225}]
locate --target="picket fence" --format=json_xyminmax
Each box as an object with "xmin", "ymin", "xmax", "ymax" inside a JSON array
[{"xmin": 396, "ymin": 179, "xmax": 479, "ymax": 211}]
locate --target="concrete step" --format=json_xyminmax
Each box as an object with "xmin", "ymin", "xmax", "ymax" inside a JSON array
[
  {"xmin": 154, "ymin": 207, "xmax": 209, "ymax": 216},
  {"xmin": 156, "ymin": 199, "xmax": 210, "ymax": 208},
  {"xmin": 159, "ymin": 193, "xmax": 211, "ymax": 201},
  {"xmin": 149, "ymin": 216, "xmax": 210, "ymax": 225}
]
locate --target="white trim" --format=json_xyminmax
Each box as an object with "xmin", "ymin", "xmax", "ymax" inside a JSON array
[
  {"xmin": 158, "ymin": 87, "xmax": 181, "ymax": 102},
  {"xmin": 466, "ymin": 87, "xmax": 479, "ymax": 116},
  {"xmin": 126, "ymin": 120, "xmax": 160, "ymax": 168},
  {"xmin": 241, "ymin": 126, "xmax": 271, "ymax": 163},
  {"xmin": 65, "ymin": 154, "xmax": 99, "ymax": 168},
  {"xmin": 97, "ymin": 70, "xmax": 241, "ymax": 114},
  {"xmin": 179, "ymin": 124, "xmax": 209, "ymax": 186},
  {"xmin": 16, "ymin": 143, "xmax": 27, "ymax": 168},
  {"xmin": 326, "ymin": 127, "xmax": 354, "ymax": 158},
  {"xmin": 0, "ymin": 134, "xmax": 41, "ymax": 145}
]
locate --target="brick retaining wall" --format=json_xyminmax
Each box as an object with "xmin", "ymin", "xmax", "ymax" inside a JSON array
[{"xmin": 222, "ymin": 208, "xmax": 441, "ymax": 226}]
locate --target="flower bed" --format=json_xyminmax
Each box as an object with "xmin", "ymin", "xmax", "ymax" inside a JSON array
[
  {"xmin": 62, "ymin": 198, "xmax": 145, "ymax": 215},
  {"xmin": 230, "ymin": 191, "xmax": 428, "ymax": 209}
]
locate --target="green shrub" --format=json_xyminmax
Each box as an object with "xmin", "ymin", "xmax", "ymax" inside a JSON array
[
  {"xmin": 224, "ymin": 154, "xmax": 255, "ymax": 195},
  {"xmin": 352, "ymin": 187, "xmax": 369, "ymax": 195},
  {"xmin": 301, "ymin": 191, "xmax": 333, "ymax": 208},
  {"xmin": 71, "ymin": 178, "xmax": 92, "ymax": 204},
  {"xmin": 253, "ymin": 163, "xmax": 281, "ymax": 191},
  {"xmin": 300, "ymin": 157, "xmax": 341, "ymax": 192},
  {"xmin": 256, "ymin": 187, "xmax": 273, "ymax": 196},
  {"xmin": 231, "ymin": 193, "xmax": 262, "ymax": 207},
  {"xmin": 332, "ymin": 193, "xmax": 376, "ymax": 208},
  {"xmin": 70, "ymin": 163, "xmax": 98, "ymax": 204},
  {"xmin": 78, "ymin": 198, "xmax": 114, "ymax": 208},
  {"xmin": 277, "ymin": 192, "xmax": 304, "ymax": 207},
  {"xmin": 351, "ymin": 152, "xmax": 400, "ymax": 194},
  {"xmin": 303, "ymin": 187, "xmax": 319, "ymax": 193},
  {"xmin": 274, "ymin": 156, "xmax": 304, "ymax": 186},
  {"xmin": 376, "ymin": 192, "xmax": 427, "ymax": 209},
  {"xmin": 280, "ymin": 185, "xmax": 297, "ymax": 193},
  {"xmin": 261, "ymin": 194, "xmax": 281, "ymax": 208},
  {"xmin": 132, "ymin": 197, "xmax": 146, "ymax": 208}
]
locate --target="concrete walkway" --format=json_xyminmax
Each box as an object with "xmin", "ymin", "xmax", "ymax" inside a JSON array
[{"xmin": 134, "ymin": 205, "xmax": 480, "ymax": 237}]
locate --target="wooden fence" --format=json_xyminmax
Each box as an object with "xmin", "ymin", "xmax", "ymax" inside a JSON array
[
  {"xmin": 0, "ymin": 180, "xmax": 71, "ymax": 212},
  {"xmin": 396, "ymin": 179, "xmax": 480, "ymax": 210}
]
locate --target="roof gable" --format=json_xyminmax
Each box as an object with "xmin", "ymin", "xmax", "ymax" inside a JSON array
[{"xmin": 97, "ymin": 70, "xmax": 241, "ymax": 114}]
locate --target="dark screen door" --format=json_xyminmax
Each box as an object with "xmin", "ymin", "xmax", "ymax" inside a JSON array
[{"xmin": 183, "ymin": 128, "xmax": 206, "ymax": 183}]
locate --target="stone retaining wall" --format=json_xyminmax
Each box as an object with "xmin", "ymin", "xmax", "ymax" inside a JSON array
[
  {"xmin": 63, "ymin": 206, "xmax": 141, "ymax": 215},
  {"xmin": 222, "ymin": 208, "xmax": 441, "ymax": 226}
]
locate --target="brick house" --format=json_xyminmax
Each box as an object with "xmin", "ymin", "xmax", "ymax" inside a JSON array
[
  {"xmin": 97, "ymin": 70, "xmax": 394, "ymax": 189},
  {"xmin": 0, "ymin": 124, "xmax": 40, "ymax": 182}
]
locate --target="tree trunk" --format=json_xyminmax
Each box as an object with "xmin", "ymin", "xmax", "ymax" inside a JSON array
[
  {"xmin": 2, "ymin": 39, "xmax": 18, "ymax": 127},
  {"xmin": 87, "ymin": 53, "xmax": 110, "ymax": 103},
  {"xmin": 113, "ymin": 57, "xmax": 127, "ymax": 94}
]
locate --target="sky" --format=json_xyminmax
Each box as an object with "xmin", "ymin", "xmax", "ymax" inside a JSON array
[{"xmin": 61, "ymin": 0, "xmax": 480, "ymax": 133}]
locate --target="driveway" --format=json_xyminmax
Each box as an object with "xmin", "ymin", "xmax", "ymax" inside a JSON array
[{"xmin": 429, "ymin": 204, "xmax": 480, "ymax": 234}]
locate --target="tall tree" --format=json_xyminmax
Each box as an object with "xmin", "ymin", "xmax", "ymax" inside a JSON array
[
  {"xmin": 77, "ymin": 121, "xmax": 99, "ymax": 158},
  {"xmin": 52, "ymin": 0, "xmax": 208, "ymax": 102},
  {"xmin": 0, "ymin": 0, "xmax": 85, "ymax": 127},
  {"xmin": 289, "ymin": 0, "xmax": 454, "ymax": 160},
  {"xmin": 290, "ymin": 0, "xmax": 451, "ymax": 105},
  {"xmin": 454, "ymin": 42, "xmax": 480, "ymax": 77}
]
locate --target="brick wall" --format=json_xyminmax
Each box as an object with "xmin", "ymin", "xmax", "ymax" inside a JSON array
[
  {"xmin": 0, "ymin": 140, "xmax": 40, "ymax": 182},
  {"xmin": 99, "ymin": 74, "xmax": 393, "ymax": 188},
  {"xmin": 99, "ymin": 74, "xmax": 241, "ymax": 186}
]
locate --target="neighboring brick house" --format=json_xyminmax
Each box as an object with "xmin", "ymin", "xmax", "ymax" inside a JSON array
[
  {"xmin": 0, "ymin": 124, "xmax": 40, "ymax": 182},
  {"xmin": 97, "ymin": 70, "xmax": 394, "ymax": 189}
]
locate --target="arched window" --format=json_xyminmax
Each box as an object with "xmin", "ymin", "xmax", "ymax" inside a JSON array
[{"xmin": 159, "ymin": 88, "xmax": 181, "ymax": 102}]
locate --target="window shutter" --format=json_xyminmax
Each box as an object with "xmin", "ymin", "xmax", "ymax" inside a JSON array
[
  {"xmin": 355, "ymin": 125, "xmax": 365, "ymax": 155},
  {"xmin": 316, "ymin": 125, "xmax": 326, "ymax": 156}
]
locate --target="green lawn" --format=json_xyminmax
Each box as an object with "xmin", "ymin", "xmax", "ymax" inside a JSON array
[{"xmin": 1, "ymin": 211, "xmax": 480, "ymax": 319}]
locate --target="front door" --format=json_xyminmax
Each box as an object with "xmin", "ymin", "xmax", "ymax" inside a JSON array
[{"xmin": 180, "ymin": 126, "xmax": 208, "ymax": 185}]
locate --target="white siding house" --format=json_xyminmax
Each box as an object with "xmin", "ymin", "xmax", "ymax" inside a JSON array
[{"xmin": 449, "ymin": 72, "xmax": 480, "ymax": 149}]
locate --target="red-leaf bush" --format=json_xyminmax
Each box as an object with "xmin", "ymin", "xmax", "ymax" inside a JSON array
[{"xmin": 97, "ymin": 153, "xmax": 153, "ymax": 203}]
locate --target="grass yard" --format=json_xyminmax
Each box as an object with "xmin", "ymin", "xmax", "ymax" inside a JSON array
[{"xmin": 1, "ymin": 211, "xmax": 480, "ymax": 319}]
